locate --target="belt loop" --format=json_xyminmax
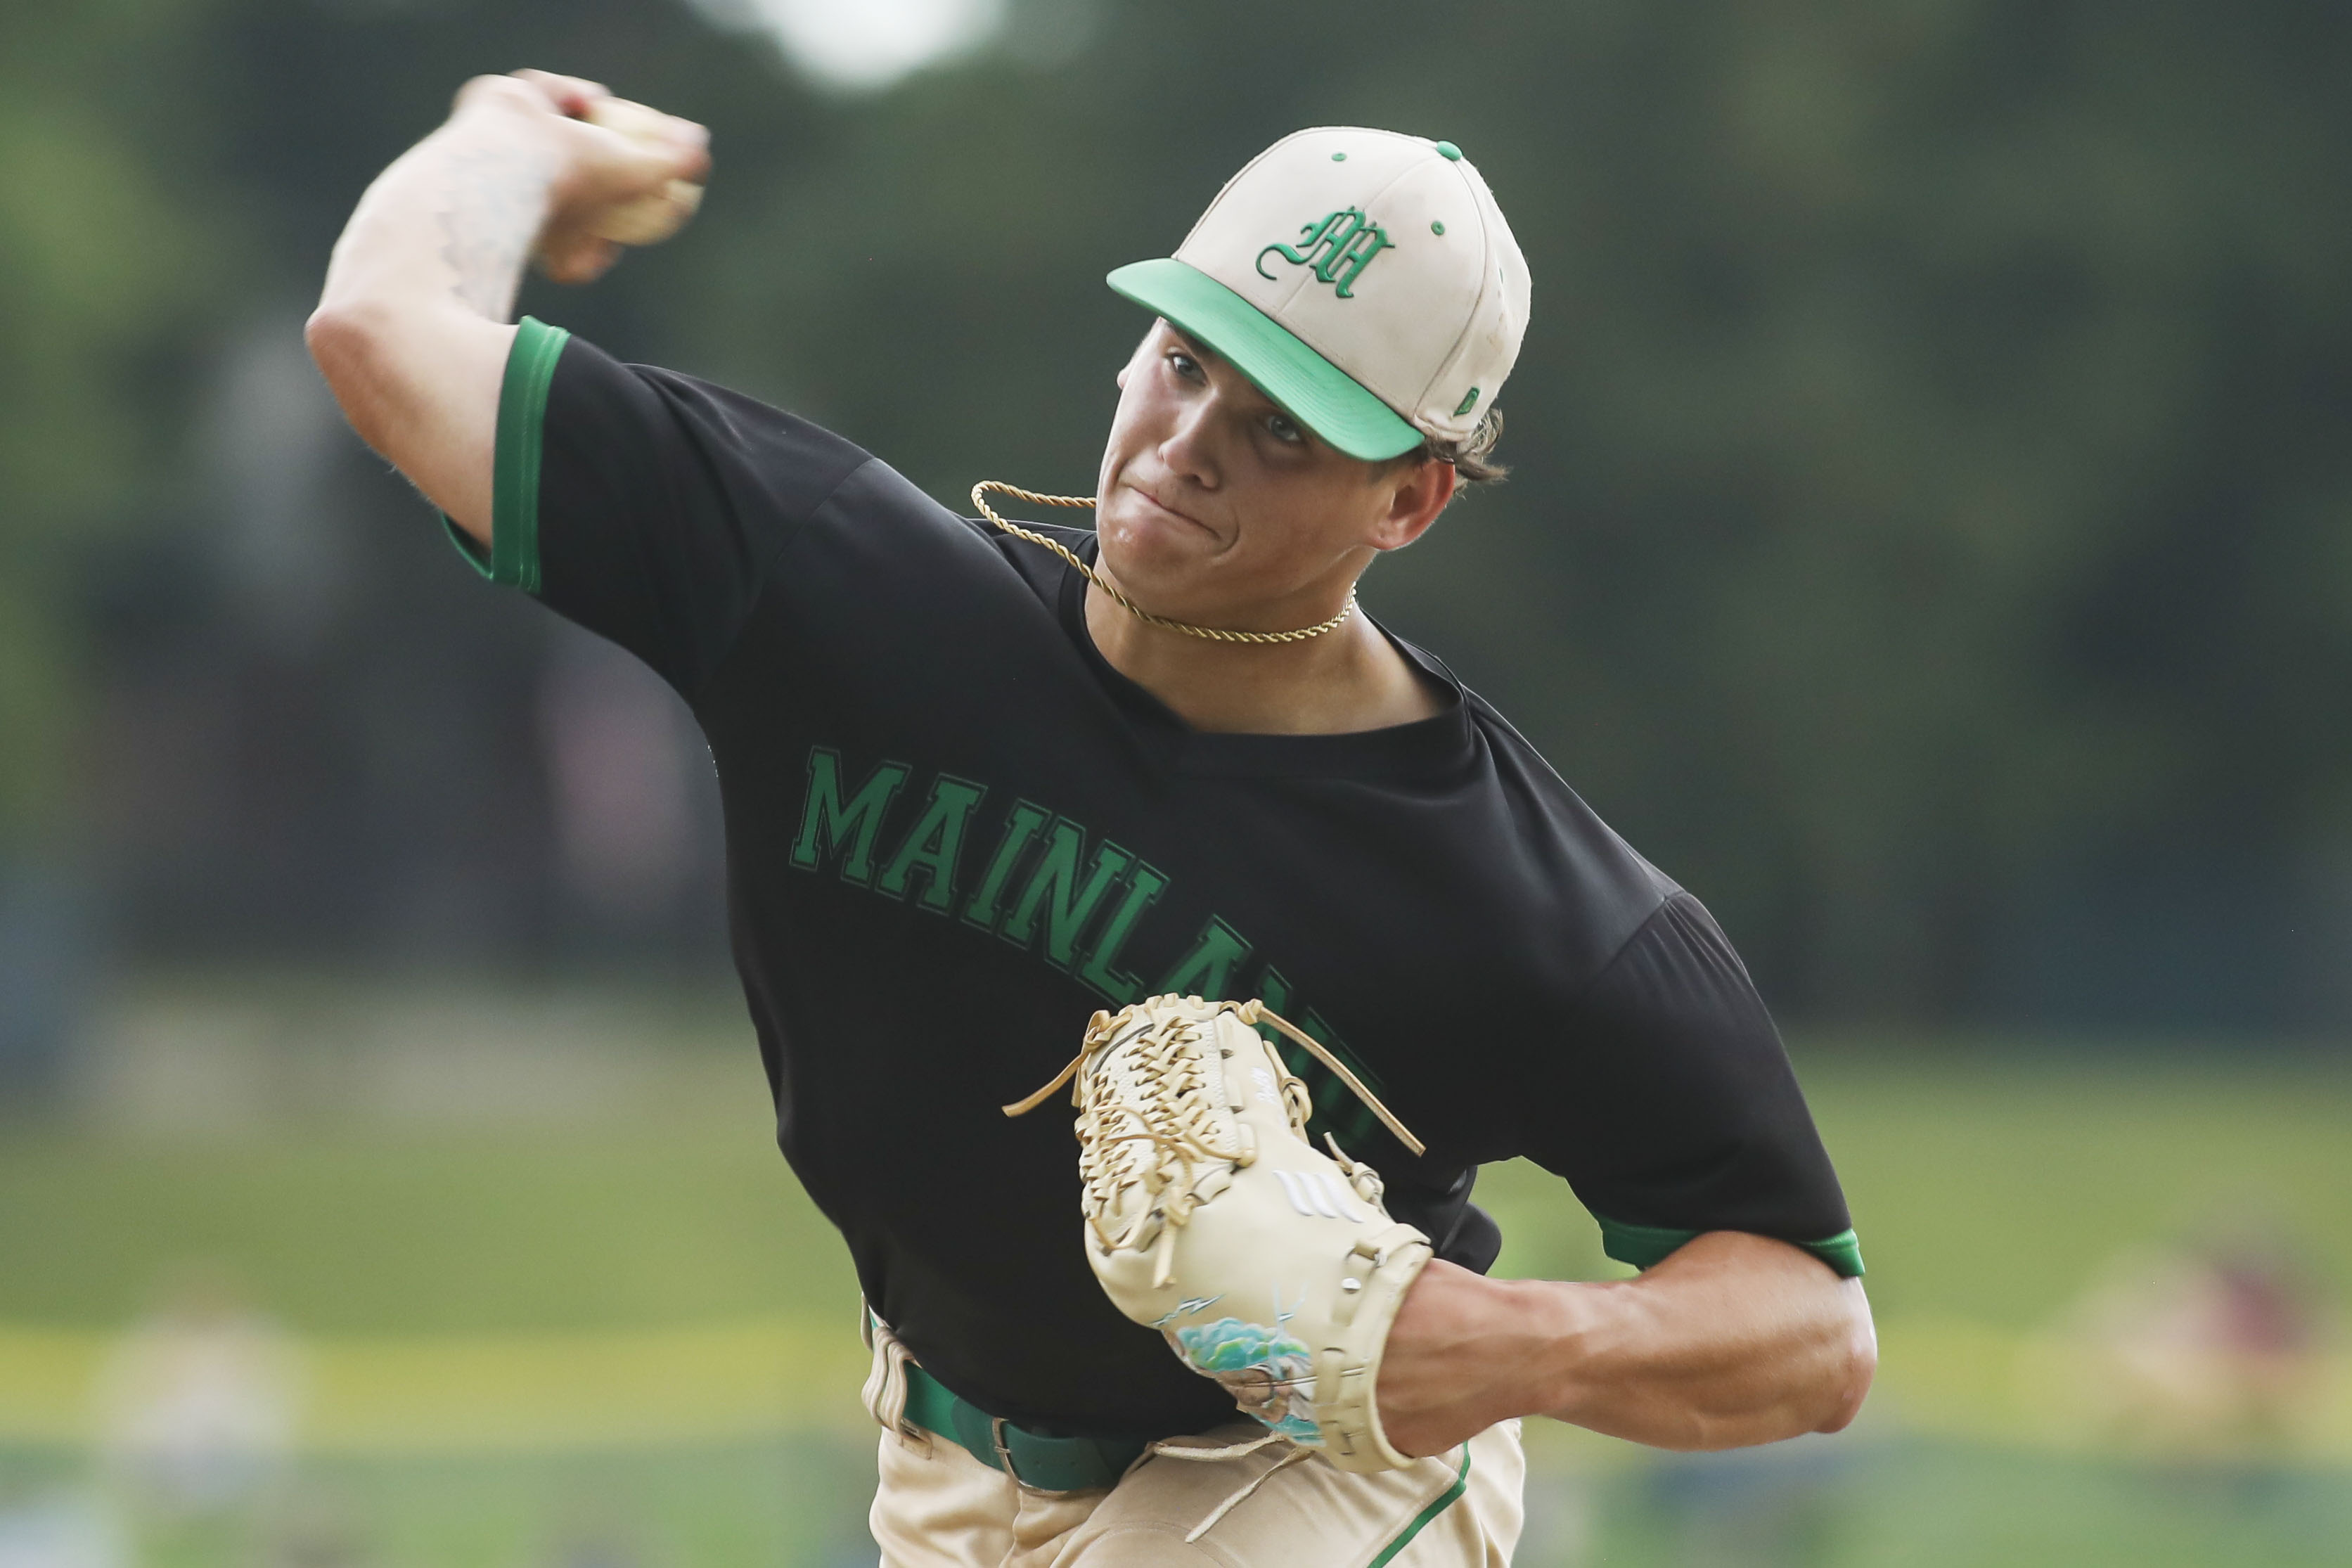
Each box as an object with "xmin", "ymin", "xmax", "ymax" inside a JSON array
[
  {"xmin": 860, "ymin": 1315, "xmax": 930, "ymax": 1454},
  {"xmin": 990, "ymin": 1417, "xmax": 1020, "ymax": 1479}
]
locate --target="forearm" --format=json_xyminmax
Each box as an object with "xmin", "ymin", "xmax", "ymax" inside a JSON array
[
  {"xmin": 319, "ymin": 98, "xmax": 559, "ymax": 328},
  {"xmin": 1535, "ymin": 1232, "xmax": 1875, "ymax": 1449},
  {"xmin": 1379, "ymin": 1232, "xmax": 1875, "ymax": 1456},
  {"xmin": 307, "ymin": 84, "xmax": 565, "ymax": 532}
]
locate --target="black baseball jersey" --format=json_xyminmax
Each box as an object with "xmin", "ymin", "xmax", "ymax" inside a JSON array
[{"xmin": 451, "ymin": 318, "xmax": 1863, "ymax": 1440}]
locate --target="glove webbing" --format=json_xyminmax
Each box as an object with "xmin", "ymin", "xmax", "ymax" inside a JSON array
[{"xmin": 1002, "ymin": 998, "xmax": 1423, "ymax": 1157}]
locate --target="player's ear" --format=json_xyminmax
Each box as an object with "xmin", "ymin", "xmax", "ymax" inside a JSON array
[{"xmin": 1366, "ymin": 456, "xmax": 1455, "ymax": 553}]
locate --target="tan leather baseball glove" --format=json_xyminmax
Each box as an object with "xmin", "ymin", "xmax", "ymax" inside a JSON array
[{"xmin": 1005, "ymin": 994, "xmax": 1432, "ymax": 1472}]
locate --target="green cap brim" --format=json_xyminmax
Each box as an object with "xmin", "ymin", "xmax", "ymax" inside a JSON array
[{"xmin": 1105, "ymin": 257, "xmax": 1424, "ymax": 463}]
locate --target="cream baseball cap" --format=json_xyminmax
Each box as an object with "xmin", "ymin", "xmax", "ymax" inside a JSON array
[{"xmin": 1107, "ymin": 127, "xmax": 1531, "ymax": 463}]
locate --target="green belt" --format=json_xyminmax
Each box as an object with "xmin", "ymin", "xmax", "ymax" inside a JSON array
[{"xmin": 901, "ymin": 1363, "xmax": 1151, "ymax": 1493}]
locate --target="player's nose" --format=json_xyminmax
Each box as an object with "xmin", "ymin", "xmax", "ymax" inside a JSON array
[{"xmin": 1155, "ymin": 392, "xmax": 1222, "ymax": 491}]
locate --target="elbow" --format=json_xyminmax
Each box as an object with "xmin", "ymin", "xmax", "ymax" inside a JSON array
[
  {"xmin": 1682, "ymin": 1294, "xmax": 1876, "ymax": 1451},
  {"xmin": 304, "ymin": 300, "xmax": 403, "ymax": 451},
  {"xmin": 305, "ymin": 298, "xmax": 391, "ymax": 384},
  {"xmin": 1810, "ymin": 1286, "xmax": 1878, "ymax": 1435}
]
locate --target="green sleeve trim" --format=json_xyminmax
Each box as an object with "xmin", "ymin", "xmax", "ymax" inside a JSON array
[
  {"xmin": 442, "ymin": 514, "xmax": 494, "ymax": 578},
  {"xmin": 1366, "ymin": 1444, "xmax": 1471, "ymax": 1568},
  {"xmin": 1594, "ymin": 1216, "xmax": 1699, "ymax": 1271},
  {"xmin": 493, "ymin": 316, "xmax": 569, "ymax": 593},
  {"xmin": 482, "ymin": 317, "xmax": 572, "ymax": 591},
  {"xmin": 1803, "ymin": 1228, "xmax": 1867, "ymax": 1278},
  {"xmin": 1595, "ymin": 1216, "xmax": 1865, "ymax": 1278},
  {"xmin": 437, "ymin": 316, "xmax": 569, "ymax": 589}
]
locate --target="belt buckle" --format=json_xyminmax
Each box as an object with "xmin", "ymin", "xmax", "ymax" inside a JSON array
[{"xmin": 990, "ymin": 1415, "xmax": 1081, "ymax": 1497}]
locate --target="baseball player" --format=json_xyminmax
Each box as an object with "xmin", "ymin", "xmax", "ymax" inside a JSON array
[{"xmin": 308, "ymin": 70, "xmax": 1874, "ymax": 1566}]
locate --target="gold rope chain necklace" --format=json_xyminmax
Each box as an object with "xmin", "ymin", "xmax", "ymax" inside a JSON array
[{"xmin": 970, "ymin": 481, "xmax": 1358, "ymax": 645}]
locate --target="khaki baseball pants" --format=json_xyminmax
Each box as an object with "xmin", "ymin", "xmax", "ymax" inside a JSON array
[{"xmin": 863, "ymin": 1324, "xmax": 1524, "ymax": 1567}]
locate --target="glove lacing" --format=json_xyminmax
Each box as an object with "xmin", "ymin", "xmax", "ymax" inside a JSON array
[{"xmin": 1003, "ymin": 998, "xmax": 1424, "ymax": 1290}]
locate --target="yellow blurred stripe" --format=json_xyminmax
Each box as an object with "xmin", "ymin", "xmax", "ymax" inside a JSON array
[
  {"xmin": 1873, "ymin": 1316, "xmax": 2036, "ymax": 1446},
  {"xmin": 4, "ymin": 1316, "xmax": 2344, "ymax": 1459},
  {"xmin": 306, "ymin": 1320, "xmax": 870, "ymax": 1450},
  {"xmin": 1877, "ymin": 1316, "xmax": 2352, "ymax": 1462},
  {"xmin": 0, "ymin": 1325, "xmax": 104, "ymax": 1444},
  {"xmin": 0, "ymin": 1318, "xmax": 869, "ymax": 1453}
]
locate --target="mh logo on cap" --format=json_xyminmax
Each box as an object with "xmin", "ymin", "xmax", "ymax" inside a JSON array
[{"xmin": 1256, "ymin": 207, "xmax": 1394, "ymax": 299}]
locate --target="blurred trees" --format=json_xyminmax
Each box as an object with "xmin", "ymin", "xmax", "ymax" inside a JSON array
[
  {"xmin": 0, "ymin": 0, "xmax": 217, "ymax": 840},
  {"xmin": 20, "ymin": 0, "xmax": 2352, "ymax": 1030},
  {"xmin": 0, "ymin": 0, "xmax": 226, "ymax": 1093}
]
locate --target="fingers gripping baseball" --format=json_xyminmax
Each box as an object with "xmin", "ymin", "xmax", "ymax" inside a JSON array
[
  {"xmin": 575, "ymin": 98, "xmax": 708, "ymax": 245},
  {"xmin": 453, "ymin": 71, "xmax": 710, "ymax": 284}
]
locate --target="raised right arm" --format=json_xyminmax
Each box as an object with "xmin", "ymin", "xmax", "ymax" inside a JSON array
[{"xmin": 304, "ymin": 71, "xmax": 707, "ymax": 541}]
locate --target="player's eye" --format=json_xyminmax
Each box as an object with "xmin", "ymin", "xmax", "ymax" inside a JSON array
[
  {"xmin": 1166, "ymin": 349, "xmax": 1203, "ymax": 382},
  {"xmin": 1265, "ymin": 412, "xmax": 1304, "ymax": 445}
]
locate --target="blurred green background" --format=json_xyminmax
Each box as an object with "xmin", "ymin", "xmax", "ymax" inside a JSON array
[{"xmin": 3, "ymin": 0, "xmax": 2350, "ymax": 1562}]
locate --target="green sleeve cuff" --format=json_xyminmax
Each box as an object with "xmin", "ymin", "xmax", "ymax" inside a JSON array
[
  {"xmin": 441, "ymin": 316, "xmax": 570, "ymax": 591},
  {"xmin": 1595, "ymin": 1216, "xmax": 1865, "ymax": 1278},
  {"xmin": 442, "ymin": 513, "xmax": 494, "ymax": 577}
]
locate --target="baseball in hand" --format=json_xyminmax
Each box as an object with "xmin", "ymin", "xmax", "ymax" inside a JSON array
[{"xmin": 581, "ymin": 96, "xmax": 705, "ymax": 245}]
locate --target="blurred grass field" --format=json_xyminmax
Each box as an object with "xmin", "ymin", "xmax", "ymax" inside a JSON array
[{"xmin": 2, "ymin": 987, "xmax": 2348, "ymax": 1564}]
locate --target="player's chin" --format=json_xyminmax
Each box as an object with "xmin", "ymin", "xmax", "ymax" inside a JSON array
[{"xmin": 1098, "ymin": 506, "xmax": 1219, "ymax": 587}]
